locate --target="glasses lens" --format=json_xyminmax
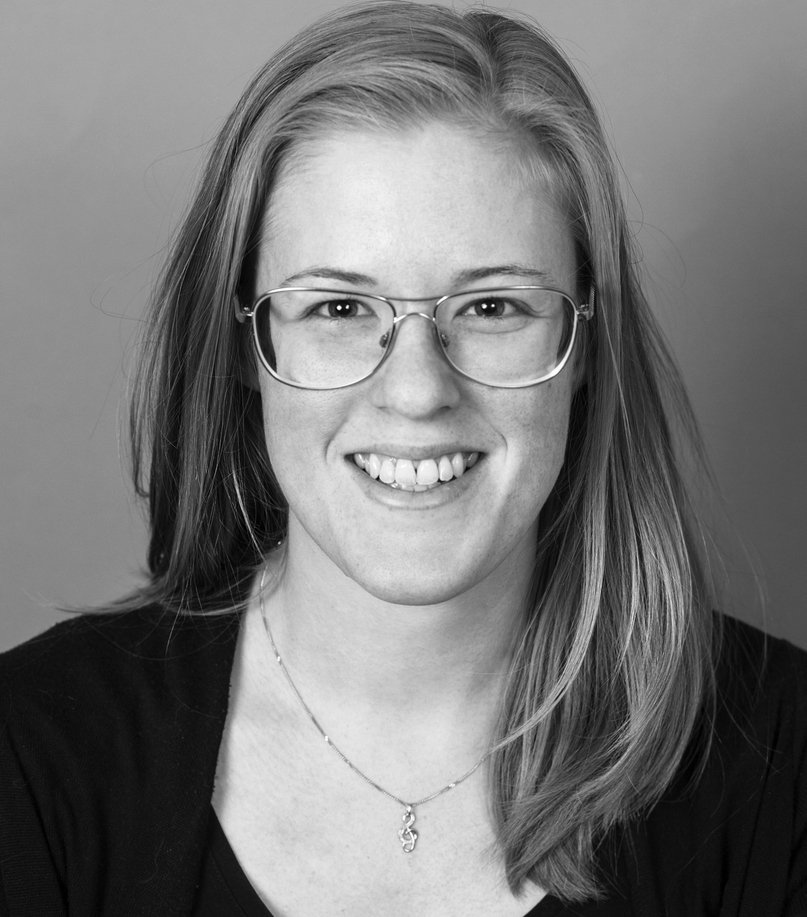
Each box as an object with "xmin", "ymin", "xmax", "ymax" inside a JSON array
[
  {"xmin": 254, "ymin": 289, "xmax": 395, "ymax": 388},
  {"xmin": 436, "ymin": 288, "xmax": 576, "ymax": 386}
]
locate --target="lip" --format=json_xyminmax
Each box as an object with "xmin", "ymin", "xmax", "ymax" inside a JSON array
[
  {"xmin": 348, "ymin": 444, "xmax": 483, "ymax": 461},
  {"xmin": 346, "ymin": 451, "xmax": 482, "ymax": 509}
]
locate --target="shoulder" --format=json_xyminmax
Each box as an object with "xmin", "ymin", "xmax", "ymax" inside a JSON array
[
  {"xmin": 710, "ymin": 614, "xmax": 807, "ymax": 836},
  {"xmin": 0, "ymin": 609, "xmax": 242, "ymax": 914},
  {"xmin": 0, "ymin": 608, "xmax": 241, "ymax": 722},
  {"xmin": 0, "ymin": 608, "xmax": 242, "ymax": 807},
  {"xmin": 0, "ymin": 608, "xmax": 241, "ymax": 783},
  {"xmin": 712, "ymin": 612, "xmax": 807, "ymax": 754},
  {"xmin": 616, "ymin": 614, "xmax": 807, "ymax": 914},
  {"xmin": 679, "ymin": 613, "xmax": 807, "ymax": 808},
  {"xmin": 717, "ymin": 610, "xmax": 807, "ymax": 682}
]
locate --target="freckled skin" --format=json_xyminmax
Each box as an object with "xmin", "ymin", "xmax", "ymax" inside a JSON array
[{"xmin": 255, "ymin": 123, "xmax": 578, "ymax": 605}]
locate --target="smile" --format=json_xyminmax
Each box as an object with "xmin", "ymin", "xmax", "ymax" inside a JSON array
[{"xmin": 352, "ymin": 451, "xmax": 480, "ymax": 492}]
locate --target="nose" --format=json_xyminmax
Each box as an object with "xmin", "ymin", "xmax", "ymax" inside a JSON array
[{"xmin": 370, "ymin": 311, "xmax": 461, "ymax": 417}]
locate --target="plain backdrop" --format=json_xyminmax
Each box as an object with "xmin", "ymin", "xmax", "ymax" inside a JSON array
[{"xmin": 1, "ymin": 0, "xmax": 806, "ymax": 652}]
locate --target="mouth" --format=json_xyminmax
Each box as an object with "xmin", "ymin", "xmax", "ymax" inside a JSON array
[{"xmin": 352, "ymin": 451, "xmax": 480, "ymax": 492}]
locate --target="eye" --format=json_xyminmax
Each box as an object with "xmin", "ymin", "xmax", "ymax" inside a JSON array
[
  {"xmin": 462, "ymin": 296, "xmax": 518, "ymax": 318},
  {"xmin": 313, "ymin": 297, "xmax": 366, "ymax": 319}
]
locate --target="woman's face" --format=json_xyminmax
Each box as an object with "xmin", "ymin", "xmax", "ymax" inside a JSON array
[{"xmin": 254, "ymin": 122, "xmax": 579, "ymax": 605}]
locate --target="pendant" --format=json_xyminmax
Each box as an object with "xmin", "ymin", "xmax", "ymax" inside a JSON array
[{"xmin": 398, "ymin": 805, "xmax": 418, "ymax": 853}]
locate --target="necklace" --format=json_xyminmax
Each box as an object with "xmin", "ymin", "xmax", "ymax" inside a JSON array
[{"xmin": 258, "ymin": 568, "xmax": 488, "ymax": 853}]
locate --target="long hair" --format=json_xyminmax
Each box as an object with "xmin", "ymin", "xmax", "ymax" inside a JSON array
[{"xmin": 126, "ymin": 2, "xmax": 718, "ymax": 900}]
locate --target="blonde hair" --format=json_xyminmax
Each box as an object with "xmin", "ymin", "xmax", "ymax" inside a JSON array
[{"xmin": 129, "ymin": 2, "xmax": 718, "ymax": 900}]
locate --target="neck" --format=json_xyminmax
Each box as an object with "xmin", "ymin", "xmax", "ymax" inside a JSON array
[
  {"xmin": 258, "ymin": 517, "xmax": 535, "ymax": 729},
  {"xmin": 237, "ymin": 519, "xmax": 537, "ymax": 799}
]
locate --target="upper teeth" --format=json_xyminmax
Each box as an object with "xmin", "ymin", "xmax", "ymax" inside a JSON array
[{"xmin": 353, "ymin": 451, "xmax": 479, "ymax": 490}]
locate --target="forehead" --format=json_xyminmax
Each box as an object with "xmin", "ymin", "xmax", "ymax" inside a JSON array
[{"xmin": 258, "ymin": 122, "xmax": 575, "ymax": 294}]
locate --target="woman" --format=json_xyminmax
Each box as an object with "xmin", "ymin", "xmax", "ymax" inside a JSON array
[{"xmin": 1, "ymin": 2, "xmax": 805, "ymax": 915}]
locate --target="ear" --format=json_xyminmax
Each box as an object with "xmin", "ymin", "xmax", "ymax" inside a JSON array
[{"xmin": 233, "ymin": 296, "xmax": 261, "ymax": 391}]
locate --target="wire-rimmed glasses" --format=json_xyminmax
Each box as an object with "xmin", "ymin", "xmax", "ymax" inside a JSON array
[{"xmin": 238, "ymin": 285, "xmax": 594, "ymax": 390}]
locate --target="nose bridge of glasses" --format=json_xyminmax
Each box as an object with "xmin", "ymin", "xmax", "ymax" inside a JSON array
[
  {"xmin": 390, "ymin": 310, "xmax": 438, "ymax": 328},
  {"xmin": 382, "ymin": 308, "xmax": 448, "ymax": 367},
  {"xmin": 386, "ymin": 308, "xmax": 443, "ymax": 350}
]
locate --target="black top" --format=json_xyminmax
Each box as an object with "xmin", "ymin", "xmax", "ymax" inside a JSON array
[
  {"xmin": 0, "ymin": 608, "xmax": 805, "ymax": 916},
  {"xmin": 194, "ymin": 808, "xmax": 274, "ymax": 917},
  {"xmin": 193, "ymin": 809, "xmax": 581, "ymax": 916}
]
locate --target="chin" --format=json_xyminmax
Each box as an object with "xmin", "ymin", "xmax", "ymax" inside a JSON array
[
  {"xmin": 357, "ymin": 579, "xmax": 475, "ymax": 608},
  {"xmin": 335, "ymin": 551, "xmax": 483, "ymax": 608}
]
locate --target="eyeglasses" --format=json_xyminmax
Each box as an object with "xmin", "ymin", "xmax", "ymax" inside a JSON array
[{"xmin": 238, "ymin": 285, "xmax": 594, "ymax": 390}]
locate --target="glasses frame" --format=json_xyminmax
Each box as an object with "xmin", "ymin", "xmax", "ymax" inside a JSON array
[{"xmin": 238, "ymin": 284, "xmax": 595, "ymax": 390}]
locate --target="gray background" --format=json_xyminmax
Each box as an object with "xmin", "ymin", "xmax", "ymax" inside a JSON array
[{"xmin": 2, "ymin": 0, "xmax": 806, "ymax": 651}]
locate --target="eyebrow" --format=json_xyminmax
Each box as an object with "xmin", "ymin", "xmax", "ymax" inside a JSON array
[{"xmin": 280, "ymin": 263, "xmax": 561, "ymax": 289}]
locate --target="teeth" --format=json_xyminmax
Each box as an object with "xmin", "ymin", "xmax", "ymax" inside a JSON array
[
  {"xmin": 379, "ymin": 457, "xmax": 396, "ymax": 484},
  {"xmin": 394, "ymin": 459, "xmax": 417, "ymax": 486},
  {"xmin": 438, "ymin": 455, "xmax": 454, "ymax": 481},
  {"xmin": 352, "ymin": 450, "xmax": 481, "ymax": 490},
  {"xmin": 416, "ymin": 458, "xmax": 439, "ymax": 485}
]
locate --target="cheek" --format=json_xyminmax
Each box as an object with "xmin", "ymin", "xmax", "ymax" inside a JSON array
[
  {"xmin": 258, "ymin": 382, "xmax": 346, "ymax": 502},
  {"xmin": 259, "ymin": 384, "xmax": 318, "ymax": 493},
  {"xmin": 260, "ymin": 385, "xmax": 295, "ymax": 466},
  {"xmin": 500, "ymin": 381, "xmax": 572, "ymax": 513}
]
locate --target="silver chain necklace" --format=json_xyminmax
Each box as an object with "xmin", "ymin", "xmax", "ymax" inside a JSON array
[{"xmin": 258, "ymin": 567, "xmax": 488, "ymax": 853}]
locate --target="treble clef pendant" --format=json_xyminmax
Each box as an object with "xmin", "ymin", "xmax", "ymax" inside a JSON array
[{"xmin": 398, "ymin": 805, "xmax": 418, "ymax": 853}]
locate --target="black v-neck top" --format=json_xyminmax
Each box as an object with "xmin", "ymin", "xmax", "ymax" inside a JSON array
[
  {"xmin": 1, "ymin": 609, "xmax": 806, "ymax": 915},
  {"xmin": 194, "ymin": 808, "xmax": 273, "ymax": 917},
  {"xmin": 193, "ymin": 808, "xmax": 568, "ymax": 916}
]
